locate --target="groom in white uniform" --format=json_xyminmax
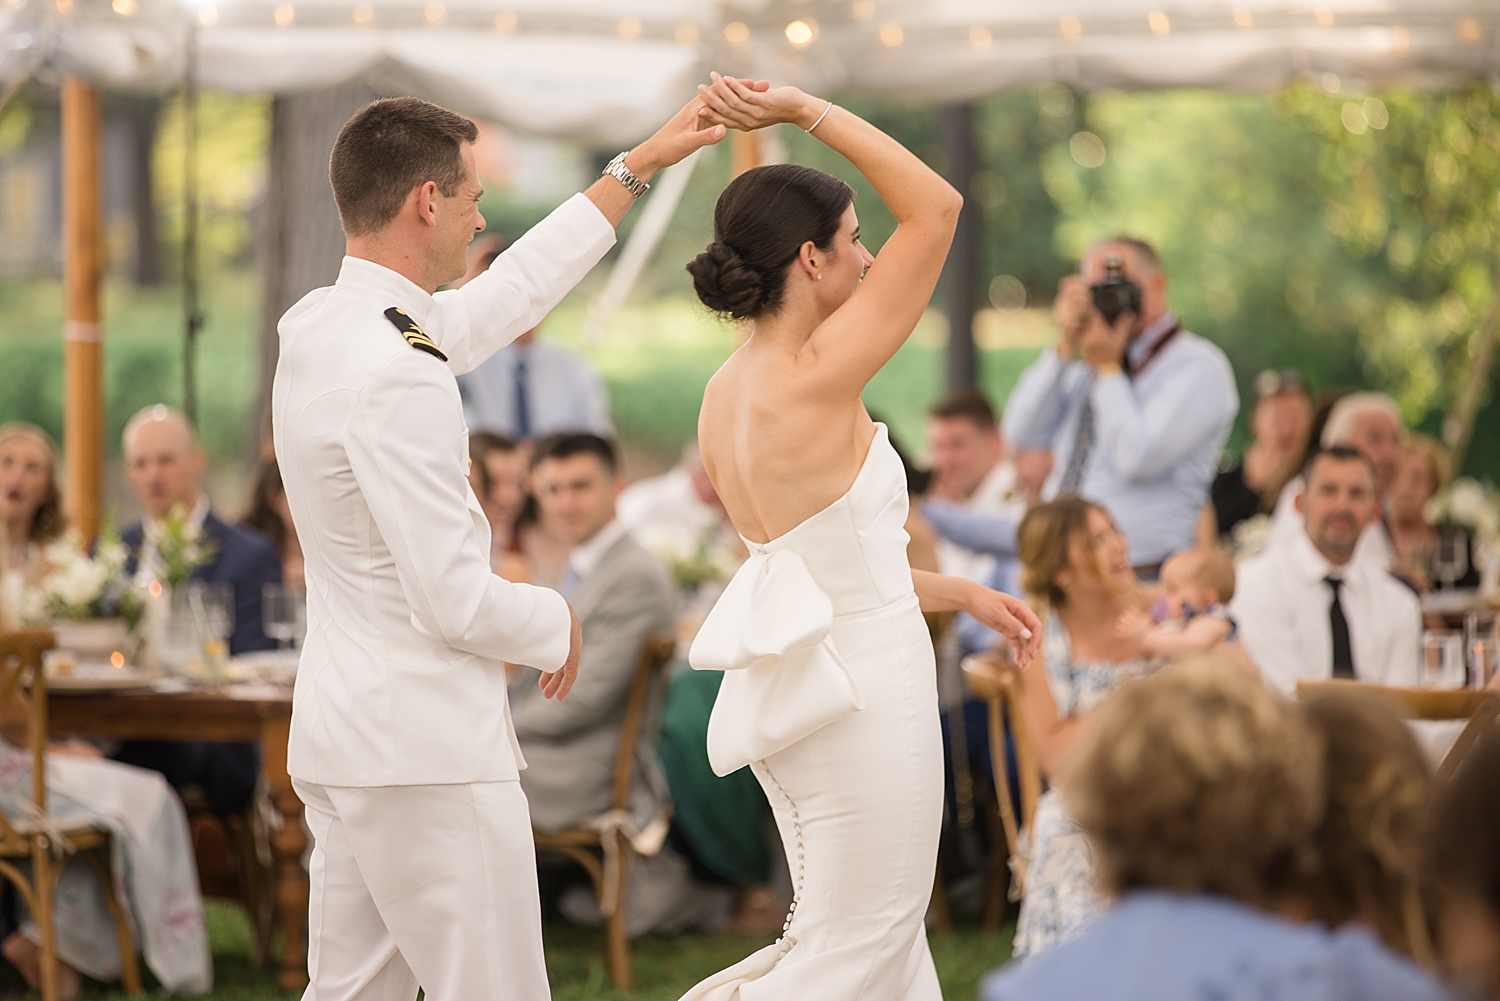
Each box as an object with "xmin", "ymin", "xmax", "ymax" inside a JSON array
[{"xmin": 273, "ymin": 94, "xmax": 730, "ymax": 1000}]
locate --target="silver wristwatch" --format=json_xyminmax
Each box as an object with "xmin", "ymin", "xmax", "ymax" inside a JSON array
[{"xmin": 602, "ymin": 151, "xmax": 649, "ymax": 198}]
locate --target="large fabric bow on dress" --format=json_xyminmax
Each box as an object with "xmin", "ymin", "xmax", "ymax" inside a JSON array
[{"xmin": 689, "ymin": 549, "xmax": 865, "ymax": 776}]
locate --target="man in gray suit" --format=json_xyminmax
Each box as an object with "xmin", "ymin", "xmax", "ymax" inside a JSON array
[{"xmin": 513, "ymin": 434, "xmax": 732, "ymax": 934}]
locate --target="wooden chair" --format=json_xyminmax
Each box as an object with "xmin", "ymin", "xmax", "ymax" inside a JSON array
[
  {"xmin": 961, "ymin": 650, "xmax": 1044, "ymax": 929},
  {"xmin": 532, "ymin": 634, "xmax": 676, "ymax": 990},
  {"xmin": 1295, "ymin": 679, "xmax": 1500, "ymax": 782},
  {"xmin": 0, "ymin": 629, "xmax": 141, "ymax": 1000}
]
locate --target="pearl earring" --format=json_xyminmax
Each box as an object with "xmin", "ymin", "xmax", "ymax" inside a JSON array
[{"xmin": 816, "ymin": 273, "xmax": 822, "ymax": 280}]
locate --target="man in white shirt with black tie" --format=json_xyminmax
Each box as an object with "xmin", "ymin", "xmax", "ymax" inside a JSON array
[
  {"xmin": 1231, "ymin": 445, "xmax": 1422, "ymax": 694},
  {"xmin": 273, "ymin": 93, "xmax": 729, "ymax": 1001}
]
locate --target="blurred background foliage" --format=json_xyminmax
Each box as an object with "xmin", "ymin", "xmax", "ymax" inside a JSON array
[{"xmin": 1, "ymin": 80, "xmax": 1498, "ymax": 495}]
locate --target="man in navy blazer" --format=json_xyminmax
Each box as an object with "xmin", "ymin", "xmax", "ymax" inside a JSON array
[{"xmin": 114, "ymin": 405, "xmax": 283, "ymax": 815}]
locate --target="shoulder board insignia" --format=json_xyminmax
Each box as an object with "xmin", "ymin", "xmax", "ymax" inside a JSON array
[{"xmin": 384, "ymin": 307, "xmax": 448, "ymax": 362}]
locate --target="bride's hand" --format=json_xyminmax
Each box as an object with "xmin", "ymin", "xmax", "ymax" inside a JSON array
[
  {"xmin": 966, "ymin": 585, "xmax": 1044, "ymax": 668},
  {"xmin": 696, "ymin": 72, "xmax": 824, "ymax": 132}
]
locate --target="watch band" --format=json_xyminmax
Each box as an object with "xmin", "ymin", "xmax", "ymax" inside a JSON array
[{"xmin": 603, "ymin": 152, "xmax": 649, "ymax": 198}]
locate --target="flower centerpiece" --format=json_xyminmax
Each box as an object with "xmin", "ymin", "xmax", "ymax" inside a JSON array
[
  {"xmin": 636, "ymin": 527, "xmax": 741, "ymax": 593},
  {"xmin": 143, "ymin": 504, "xmax": 221, "ymax": 676},
  {"xmin": 152, "ymin": 503, "xmax": 220, "ymax": 590},
  {"xmin": 34, "ymin": 514, "xmax": 144, "ymax": 664}
]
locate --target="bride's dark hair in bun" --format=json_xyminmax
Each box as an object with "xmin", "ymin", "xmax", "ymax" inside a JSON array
[{"xmin": 687, "ymin": 163, "xmax": 854, "ymax": 320}]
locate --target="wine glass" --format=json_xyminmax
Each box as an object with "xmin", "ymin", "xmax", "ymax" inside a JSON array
[
  {"xmin": 1431, "ymin": 529, "xmax": 1469, "ymax": 591},
  {"xmin": 263, "ymin": 584, "xmax": 302, "ymax": 650}
]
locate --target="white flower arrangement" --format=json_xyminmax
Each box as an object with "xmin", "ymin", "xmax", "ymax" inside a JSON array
[
  {"xmin": 34, "ymin": 515, "xmax": 143, "ymax": 626},
  {"xmin": 1426, "ymin": 477, "xmax": 1500, "ymax": 548},
  {"xmin": 636, "ymin": 526, "xmax": 742, "ymax": 591},
  {"xmin": 1230, "ymin": 513, "xmax": 1273, "ymax": 563}
]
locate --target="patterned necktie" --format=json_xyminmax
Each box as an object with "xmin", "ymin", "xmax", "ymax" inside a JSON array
[
  {"xmin": 1324, "ymin": 576, "xmax": 1356, "ymax": 679},
  {"xmin": 1058, "ymin": 380, "xmax": 1095, "ymax": 495},
  {"xmin": 513, "ymin": 354, "xmax": 532, "ymax": 440}
]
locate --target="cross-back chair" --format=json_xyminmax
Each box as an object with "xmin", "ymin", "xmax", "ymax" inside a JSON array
[
  {"xmin": 0, "ymin": 629, "xmax": 141, "ymax": 1000},
  {"xmin": 1295, "ymin": 679, "xmax": 1500, "ymax": 782},
  {"xmin": 961, "ymin": 649, "xmax": 1045, "ymax": 929},
  {"xmin": 533, "ymin": 633, "xmax": 677, "ymax": 991}
]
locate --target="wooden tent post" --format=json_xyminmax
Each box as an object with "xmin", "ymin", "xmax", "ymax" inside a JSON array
[{"xmin": 62, "ymin": 78, "xmax": 104, "ymax": 546}]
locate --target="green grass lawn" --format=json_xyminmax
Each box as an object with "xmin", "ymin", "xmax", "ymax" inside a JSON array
[{"xmin": 0, "ymin": 902, "xmax": 1012, "ymax": 999}]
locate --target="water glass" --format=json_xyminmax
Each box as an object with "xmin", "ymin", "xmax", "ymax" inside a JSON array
[
  {"xmin": 1431, "ymin": 529, "xmax": 1470, "ymax": 590},
  {"xmin": 1421, "ymin": 630, "xmax": 1467, "ymax": 690},
  {"xmin": 1466, "ymin": 611, "xmax": 1500, "ymax": 690},
  {"xmin": 263, "ymin": 584, "xmax": 306, "ymax": 650}
]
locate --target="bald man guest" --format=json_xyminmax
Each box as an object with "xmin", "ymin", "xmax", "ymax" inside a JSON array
[
  {"xmin": 115, "ymin": 404, "xmax": 283, "ymax": 816},
  {"xmin": 272, "ymin": 94, "xmax": 728, "ymax": 1001}
]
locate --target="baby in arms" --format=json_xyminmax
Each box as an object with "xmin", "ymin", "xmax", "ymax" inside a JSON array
[{"xmin": 1117, "ymin": 548, "xmax": 1238, "ymax": 659}]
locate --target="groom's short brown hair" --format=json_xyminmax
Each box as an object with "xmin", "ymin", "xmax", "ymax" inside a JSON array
[{"xmin": 329, "ymin": 97, "xmax": 479, "ymax": 238}]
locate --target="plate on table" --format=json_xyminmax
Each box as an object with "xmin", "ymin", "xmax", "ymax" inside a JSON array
[
  {"xmin": 226, "ymin": 650, "xmax": 300, "ymax": 686},
  {"xmin": 45, "ymin": 664, "xmax": 159, "ymax": 692},
  {"xmin": 1421, "ymin": 588, "xmax": 1487, "ymax": 616}
]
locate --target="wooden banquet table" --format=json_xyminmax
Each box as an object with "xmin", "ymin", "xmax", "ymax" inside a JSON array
[{"xmin": 46, "ymin": 683, "xmax": 309, "ymax": 990}]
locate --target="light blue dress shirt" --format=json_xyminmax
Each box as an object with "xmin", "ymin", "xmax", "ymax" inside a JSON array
[
  {"xmin": 1002, "ymin": 313, "xmax": 1238, "ymax": 566},
  {"xmin": 922, "ymin": 500, "xmax": 1023, "ymax": 655},
  {"xmin": 456, "ymin": 338, "xmax": 613, "ymax": 439},
  {"xmin": 982, "ymin": 891, "xmax": 1453, "ymax": 1001}
]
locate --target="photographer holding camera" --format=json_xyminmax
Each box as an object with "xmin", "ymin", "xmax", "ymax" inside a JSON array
[{"xmin": 1003, "ymin": 238, "xmax": 1238, "ymax": 579}]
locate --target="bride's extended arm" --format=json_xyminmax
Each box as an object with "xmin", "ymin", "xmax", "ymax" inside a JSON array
[
  {"xmin": 911, "ymin": 570, "xmax": 1043, "ymax": 667},
  {"xmin": 696, "ymin": 75, "xmax": 961, "ymax": 392}
]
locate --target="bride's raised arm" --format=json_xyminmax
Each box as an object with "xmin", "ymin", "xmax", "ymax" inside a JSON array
[{"xmin": 696, "ymin": 74, "xmax": 961, "ymax": 395}]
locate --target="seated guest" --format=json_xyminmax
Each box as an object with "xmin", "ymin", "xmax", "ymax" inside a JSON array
[
  {"xmin": 1115, "ymin": 547, "xmax": 1239, "ymax": 660},
  {"xmin": 0, "ymin": 422, "xmax": 68, "ymax": 627},
  {"xmin": 982, "ymin": 658, "xmax": 1449, "ymax": 1001},
  {"xmin": 510, "ymin": 434, "xmax": 730, "ymax": 935},
  {"xmin": 468, "ymin": 431, "xmax": 529, "ymax": 574},
  {"xmin": 1301, "ymin": 690, "xmax": 1433, "ymax": 961},
  {"xmin": 617, "ymin": 438, "xmax": 734, "ymax": 560},
  {"xmin": 242, "ymin": 457, "xmax": 303, "ymax": 589},
  {"xmin": 1269, "ymin": 392, "xmax": 1405, "ymax": 569},
  {"xmin": 1428, "ymin": 725, "xmax": 1500, "ymax": 999},
  {"xmin": 923, "ymin": 389, "xmax": 1024, "ymax": 583},
  {"xmin": 1388, "ymin": 435, "xmax": 1476, "ymax": 591},
  {"xmin": 1232, "ymin": 446, "xmax": 1423, "ymax": 693},
  {"xmin": 1004, "ymin": 237, "xmax": 1239, "ymax": 579},
  {"xmin": 116, "ymin": 405, "xmax": 283, "ymax": 816},
  {"xmin": 0, "ymin": 424, "xmax": 211, "ymax": 995},
  {"xmin": 1205, "ymin": 367, "xmax": 1312, "ymax": 543},
  {"xmin": 1011, "ymin": 496, "xmax": 1160, "ymax": 957}
]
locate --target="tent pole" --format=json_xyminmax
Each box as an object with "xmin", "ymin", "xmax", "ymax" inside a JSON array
[
  {"xmin": 941, "ymin": 103, "xmax": 979, "ymax": 391},
  {"xmin": 61, "ymin": 78, "xmax": 104, "ymax": 546},
  {"xmin": 1442, "ymin": 259, "xmax": 1500, "ymax": 474}
]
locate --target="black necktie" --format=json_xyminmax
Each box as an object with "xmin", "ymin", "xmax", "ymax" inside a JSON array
[
  {"xmin": 513, "ymin": 354, "xmax": 531, "ymax": 439},
  {"xmin": 1325, "ymin": 576, "xmax": 1355, "ymax": 679}
]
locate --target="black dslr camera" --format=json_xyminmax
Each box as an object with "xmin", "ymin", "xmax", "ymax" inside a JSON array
[{"xmin": 1090, "ymin": 253, "xmax": 1141, "ymax": 323}]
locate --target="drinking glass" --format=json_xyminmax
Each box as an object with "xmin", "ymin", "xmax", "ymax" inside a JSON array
[
  {"xmin": 263, "ymin": 584, "xmax": 303, "ymax": 650},
  {"xmin": 1421, "ymin": 630, "xmax": 1466, "ymax": 689},
  {"xmin": 1466, "ymin": 611, "xmax": 1500, "ymax": 690},
  {"xmin": 1431, "ymin": 529, "xmax": 1469, "ymax": 591}
]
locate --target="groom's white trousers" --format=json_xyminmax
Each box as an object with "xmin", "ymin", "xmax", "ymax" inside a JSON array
[{"xmin": 294, "ymin": 778, "xmax": 549, "ymax": 1001}]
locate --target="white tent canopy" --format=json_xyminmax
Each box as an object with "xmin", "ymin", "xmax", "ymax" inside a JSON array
[{"xmin": 3, "ymin": 0, "xmax": 1496, "ymax": 143}]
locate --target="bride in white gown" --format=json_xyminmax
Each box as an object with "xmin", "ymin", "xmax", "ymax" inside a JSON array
[{"xmin": 679, "ymin": 76, "xmax": 1044, "ymax": 1001}]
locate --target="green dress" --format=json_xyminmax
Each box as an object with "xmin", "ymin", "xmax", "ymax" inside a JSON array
[{"xmin": 658, "ymin": 667, "xmax": 771, "ymax": 885}]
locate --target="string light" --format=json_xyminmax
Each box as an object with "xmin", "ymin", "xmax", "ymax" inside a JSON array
[
  {"xmin": 879, "ymin": 23, "xmax": 903, "ymax": 47},
  {"xmin": 724, "ymin": 21, "xmax": 749, "ymax": 44},
  {"xmin": 674, "ymin": 23, "xmax": 698, "ymax": 44},
  {"xmin": 1232, "ymin": 8, "xmax": 1253, "ymax": 29},
  {"xmin": 969, "ymin": 25, "xmax": 991, "ymax": 48},
  {"xmin": 352, "ymin": 3, "xmax": 371, "ymax": 24},
  {"xmin": 1059, "ymin": 15, "xmax": 1082, "ymax": 37},
  {"xmin": 1148, "ymin": 11, "xmax": 1170, "ymax": 34},
  {"xmin": 785, "ymin": 19, "xmax": 816, "ymax": 47},
  {"xmin": 197, "ymin": 5, "xmax": 217, "ymax": 25},
  {"xmin": 111, "ymin": 0, "xmax": 136, "ymax": 16},
  {"xmin": 273, "ymin": 3, "xmax": 293, "ymax": 26},
  {"xmin": 423, "ymin": 2, "xmax": 444, "ymax": 25},
  {"xmin": 617, "ymin": 17, "xmax": 641, "ymax": 39},
  {"xmin": 851, "ymin": 0, "xmax": 875, "ymax": 21}
]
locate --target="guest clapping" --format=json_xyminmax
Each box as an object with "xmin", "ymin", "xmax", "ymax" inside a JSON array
[
  {"xmin": 1232, "ymin": 446, "xmax": 1422, "ymax": 693},
  {"xmin": 1004, "ymin": 238, "xmax": 1238, "ymax": 579}
]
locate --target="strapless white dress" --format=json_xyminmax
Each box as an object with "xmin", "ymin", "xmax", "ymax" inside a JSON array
[{"xmin": 681, "ymin": 424, "xmax": 943, "ymax": 1001}]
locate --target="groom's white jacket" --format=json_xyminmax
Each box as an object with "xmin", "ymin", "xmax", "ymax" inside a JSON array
[{"xmin": 273, "ymin": 194, "xmax": 615, "ymax": 788}]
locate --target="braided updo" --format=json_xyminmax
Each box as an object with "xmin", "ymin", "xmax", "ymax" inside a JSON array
[{"xmin": 687, "ymin": 163, "xmax": 854, "ymax": 320}]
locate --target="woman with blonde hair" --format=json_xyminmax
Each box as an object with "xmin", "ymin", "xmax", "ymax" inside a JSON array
[
  {"xmin": 983, "ymin": 658, "xmax": 1448, "ymax": 1001},
  {"xmin": 0, "ymin": 422, "xmax": 68, "ymax": 627},
  {"xmin": 1010, "ymin": 495, "xmax": 1160, "ymax": 957}
]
